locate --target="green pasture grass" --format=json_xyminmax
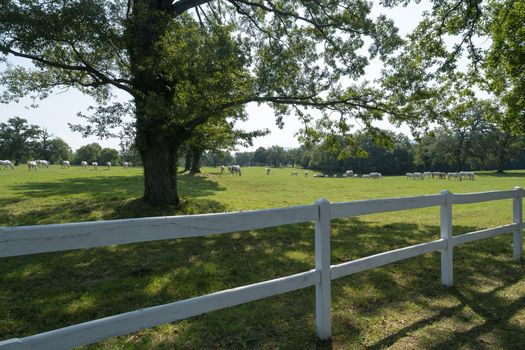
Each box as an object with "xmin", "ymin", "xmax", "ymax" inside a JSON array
[{"xmin": 1, "ymin": 165, "xmax": 525, "ymax": 349}]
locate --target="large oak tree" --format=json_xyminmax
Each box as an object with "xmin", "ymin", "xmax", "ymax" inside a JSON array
[{"xmin": 1, "ymin": 0, "xmax": 407, "ymax": 205}]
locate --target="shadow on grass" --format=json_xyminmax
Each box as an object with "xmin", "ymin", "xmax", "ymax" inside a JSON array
[
  {"xmin": 2, "ymin": 218, "xmax": 525, "ymax": 348},
  {"xmin": 0, "ymin": 174, "xmax": 227, "ymax": 226}
]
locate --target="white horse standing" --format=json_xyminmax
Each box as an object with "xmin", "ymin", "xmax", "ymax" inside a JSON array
[
  {"xmin": 81, "ymin": 161, "xmax": 88, "ymax": 169},
  {"xmin": 92, "ymin": 162, "xmax": 98, "ymax": 169},
  {"xmin": 230, "ymin": 165, "xmax": 241, "ymax": 176},
  {"xmin": 28, "ymin": 161, "xmax": 38, "ymax": 171},
  {"xmin": 106, "ymin": 162, "xmax": 111, "ymax": 169},
  {"xmin": 62, "ymin": 160, "xmax": 70, "ymax": 168}
]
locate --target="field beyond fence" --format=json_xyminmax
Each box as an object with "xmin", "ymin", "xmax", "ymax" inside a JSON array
[
  {"xmin": 1, "ymin": 183, "xmax": 524, "ymax": 349},
  {"xmin": 1, "ymin": 167, "xmax": 525, "ymax": 349}
]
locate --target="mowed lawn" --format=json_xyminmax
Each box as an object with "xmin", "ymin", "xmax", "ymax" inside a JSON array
[{"xmin": 1, "ymin": 166, "xmax": 525, "ymax": 349}]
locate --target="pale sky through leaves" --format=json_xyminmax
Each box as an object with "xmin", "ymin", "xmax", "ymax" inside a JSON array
[{"xmin": 0, "ymin": 1, "xmax": 431, "ymax": 152}]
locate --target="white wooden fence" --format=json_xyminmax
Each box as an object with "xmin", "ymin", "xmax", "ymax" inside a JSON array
[{"xmin": 0, "ymin": 188, "xmax": 523, "ymax": 349}]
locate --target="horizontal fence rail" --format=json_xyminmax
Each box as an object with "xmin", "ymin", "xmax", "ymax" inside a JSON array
[
  {"xmin": 0, "ymin": 204, "xmax": 317, "ymax": 258},
  {"xmin": 330, "ymin": 194, "xmax": 445, "ymax": 219},
  {"xmin": 331, "ymin": 239, "xmax": 447, "ymax": 280},
  {"xmin": 451, "ymin": 224, "xmax": 517, "ymax": 246},
  {"xmin": 0, "ymin": 188, "xmax": 523, "ymax": 349},
  {"xmin": 451, "ymin": 190, "xmax": 516, "ymax": 205}
]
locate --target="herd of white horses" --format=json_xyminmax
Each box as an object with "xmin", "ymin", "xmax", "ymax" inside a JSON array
[
  {"xmin": 406, "ymin": 171, "xmax": 475, "ymax": 181},
  {"xmin": 0, "ymin": 160, "xmax": 476, "ymax": 181},
  {"xmin": 0, "ymin": 160, "xmax": 133, "ymax": 171},
  {"xmin": 214, "ymin": 166, "xmax": 475, "ymax": 181}
]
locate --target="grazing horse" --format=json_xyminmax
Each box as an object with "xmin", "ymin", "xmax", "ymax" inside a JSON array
[
  {"xmin": 62, "ymin": 160, "xmax": 70, "ymax": 168},
  {"xmin": 266, "ymin": 167, "xmax": 271, "ymax": 175},
  {"xmin": 36, "ymin": 160, "xmax": 49, "ymax": 168},
  {"xmin": 92, "ymin": 162, "xmax": 98, "ymax": 169},
  {"xmin": 81, "ymin": 161, "xmax": 88, "ymax": 169},
  {"xmin": 220, "ymin": 165, "xmax": 225, "ymax": 174},
  {"xmin": 106, "ymin": 162, "xmax": 111, "ymax": 169},
  {"xmin": 28, "ymin": 161, "xmax": 38, "ymax": 171},
  {"xmin": 412, "ymin": 172, "xmax": 423, "ymax": 180},
  {"xmin": 0, "ymin": 160, "xmax": 14, "ymax": 170},
  {"xmin": 304, "ymin": 171, "xmax": 309, "ymax": 177},
  {"xmin": 448, "ymin": 172, "xmax": 460, "ymax": 180},
  {"xmin": 291, "ymin": 171, "xmax": 298, "ymax": 176}
]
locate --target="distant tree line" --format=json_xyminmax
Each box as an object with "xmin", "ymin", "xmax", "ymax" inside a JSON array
[
  {"xmin": 202, "ymin": 127, "xmax": 525, "ymax": 175},
  {"xmin": 0, "ymin": 117, "xmax": 140, "ymax": 166},
  {"xmin": 4, "ymin": 111, "xmax": 525, "ymax": 174}
]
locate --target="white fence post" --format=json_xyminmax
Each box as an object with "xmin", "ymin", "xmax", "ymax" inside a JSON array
[
  {"xmin": 440, "ymin": 190, "xmax": 454, "ymax": 287},
  {"xmin": 513, "ymin": 186, "xmax": 523, "ymax": 261},
  {"xmin": 315, "ymin": 198, "xmax": 331, "ymax": 340}
]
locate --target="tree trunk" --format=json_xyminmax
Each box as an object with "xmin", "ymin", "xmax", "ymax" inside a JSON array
[
  {"xmin": 184, "ymin": 151, "xmax": 191, "ymax": 172},
  {"xmin": 141, "ymin": 139, "xmax": 180, "ymax": 206},
  {"xmin": 127, "ymin": 2, "xmax": 182, "ymax": 206},
  {"xmin": 190, "ymin": 147, "xmax": 202, "ymax": 174},
  {"xmin": 456, "ymin": 150, "xmax": 462, "ymax": 172},
  {"xmin": 497, "ymin": 151, "xmax": 506, "ymax": 173}
]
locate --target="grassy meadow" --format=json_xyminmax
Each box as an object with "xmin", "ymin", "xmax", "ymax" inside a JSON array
[{"xmin": 1, "ymin": 165, "xmax": 525, "ymax": 349}]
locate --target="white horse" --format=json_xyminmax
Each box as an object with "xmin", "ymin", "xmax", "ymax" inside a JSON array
[
  {"xmin": 106, "ymin": 162, "xmax": 111, "ymax": 169},
  {"xmin": 92, "ymin": 162, "xmax": 98, "ymax": 169},
  {"xmin": 220, "ymin": 165, "xmax": 225, "ymax": 174},
  {"xmin": 36, "ymin": 160, "xmax": 49, "ymax": 168},
  {"xmin": 28, "ymin": 161, "xmax": 38, "ymax": 171},
  {"xmin": 291, "ymin": 171, "xmax": 298, "ymax": 176},
  {"xmin": 0, "ymin": 160, "xmax": 14, "ymax": 170},
  {"xmin": 230, "ymin": 165, "xmax": 241, "ymax": 176},
  {"xmin": 81, "ymin": 161, "xmax": 88, "ymax": 169},
  {"xmin": 448, "ymin": 172, "xmax": 460, "ymax": 180},
  {"xmin": 304, "ymin": 171, "xmax": 309, "ymax": 177},
  {"xmin": 369, "ymin": 172, "xmax": 383, "ymax": 179},
  {"xmin": 266, "ymin": 167, "xmax": 271, "ymax": 175},
  {"xmin": 62, "ymin": 160, "xmax": 70, "ymax": 168},
  {"xmin": 412, "ymin": 172, "xmax": 423, "ymax": 180}
]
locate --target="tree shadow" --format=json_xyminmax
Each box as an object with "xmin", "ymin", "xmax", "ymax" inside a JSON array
[
  {"xmin": 176, "ymin": 173, "xmax": 226, "ymax": 198},
  {"xmin": 1, "ymin": 175, "xmax": 227, "ymax": 226},
  {"xmin": 2, "ymin": 217, "xmax": 523, "ymax": 348}
]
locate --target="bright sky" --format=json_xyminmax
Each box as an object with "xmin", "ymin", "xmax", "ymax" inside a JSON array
[{"xmin": 0, "ymin": 1, "xmax": 431, "ymax": 152}]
